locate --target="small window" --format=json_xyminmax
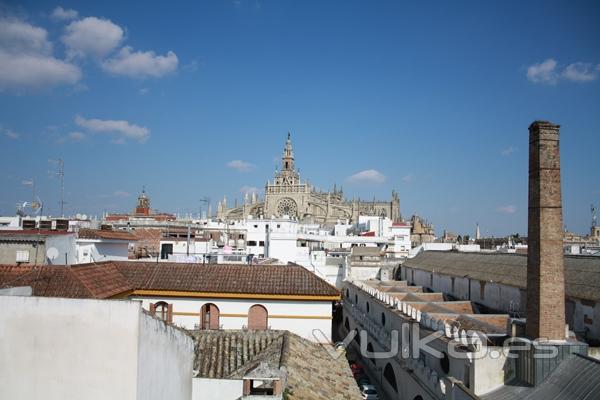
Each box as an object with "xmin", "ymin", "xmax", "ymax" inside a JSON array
[
  {"xmin": 259, "ymin": 241, "xmax": 265, "ymax": 246},
  {"xmin": 277, "ymin": 224, "xmax": 281, "ymax": 228},
  {"xmin": 366, "ymin": 302, "xmax": 370, "ymax": 313},
  {"xmin": 154, "ymin": 301, "xmax": 169, "ymax": 321},
  {"xmin": 355, "ymin": 294, "xmax": 358, "ymax": 303},
  {"xmin": 345, "ymin": 288, "xmax": 350, "ymax": 298},
  {"xmin": 16, "ymin": 250, "xmax": 30, "ymax": 263},
  {"xmin": 247, "ymin": 240, "xmax": 257, "ymax": 246},
  {"xmin": 381, "ymin": 312, "xmax": 386, "ymax": 326}
]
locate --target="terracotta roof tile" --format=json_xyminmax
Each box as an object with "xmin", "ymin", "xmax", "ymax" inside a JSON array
[
  {"xmin": 77, "ymin": 228, "xmax": 137, "ymax": 241},
  {"xmin": 113, "ymin": 262, "xmax": 340, "ymax": 297},
  {"xmin": 0, "ymin": 264, "xmax": 131, "ymax": 299},
  {"xmin": 0, "ymin": 261, "xmax": 339, "ymax": 299}
]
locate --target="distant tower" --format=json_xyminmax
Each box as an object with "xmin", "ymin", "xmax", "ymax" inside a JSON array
[
  {"xmin": 526, "ymin": 121, "xmax": 566, "ymax": 340},
  {"xmin": 135, "ymin": 187, "xmax": 151, "ymax": 216},
  {"xmin": 282, "ymin": 131, "xmax": 295, "ymax": 172},
  {"xmin": 475, "ymin": 223, "xmax": 481, "ymax": 240}
]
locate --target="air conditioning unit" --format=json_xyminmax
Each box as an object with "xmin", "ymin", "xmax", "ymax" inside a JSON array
[{"xmin": 16, "ymin": 250, "xmax": 30, "ymax": 263}]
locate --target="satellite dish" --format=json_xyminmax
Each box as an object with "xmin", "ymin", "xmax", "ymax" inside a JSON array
[
  {"xmin": 81, "ymin": 214, "xmax": 88, "ymax": 220},
  {"xmin": 46, "ymin": 247, "xmax": 59, "ymax": 261},
  {"xmin": 76, "ymin": 213, "xmax": 82, "ymax": 219}
]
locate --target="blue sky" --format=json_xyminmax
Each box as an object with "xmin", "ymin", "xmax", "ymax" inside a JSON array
[{"xmin": 1, "ymin": 0, "xmax": 599, "ymax": 236}]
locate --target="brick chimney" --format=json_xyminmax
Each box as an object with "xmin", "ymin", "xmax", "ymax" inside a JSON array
[{"xmin": 526, "ymin": 121, "xmax": 566, "ymax": 340}]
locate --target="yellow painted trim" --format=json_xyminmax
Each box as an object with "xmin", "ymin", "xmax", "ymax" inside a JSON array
[
  {"xmin": 269, "ymin": 314, "xmax": 332, "ymax": 320},
  {"xmin": 131, "ymin": 289, "xmax": 339, "ymax": 301},
  {"xmin": 171, "ymin": 312, "xmax": 331, "ymax": 320}
]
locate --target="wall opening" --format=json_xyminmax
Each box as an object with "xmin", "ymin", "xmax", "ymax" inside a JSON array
[{"xmin": 248, "ymin": 304, "xmax": 268, "ymax": 330}]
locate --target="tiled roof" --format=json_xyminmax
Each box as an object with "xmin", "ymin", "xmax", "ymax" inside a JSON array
[
  {"xmin": 113, "ymin": 262, "xmax": 340, "ymax": 297},
  {"xmin": 193, "ymin": 330, "xmax": 362, "ymax": 400},
  {"xmin": 0, "ymin": 264, "xmax": 131, "ymax": 299},
  {"xmin": 77, "ymin": 228, "xmax": 137, "ymax": 241},
  {"xmin": 404, "ymin": 251, "xmax": 600, "ymax": 302},
  {"xmin": 282, "ymin": 333, "xmax": 363, "ymax": 400},
  {"xmin": 194, "ymin": 330, "xmax": 283, "ymax": 379},
  {"xmin": 0, "ymin": 261, "xmax": 339, "ymax": 299}
]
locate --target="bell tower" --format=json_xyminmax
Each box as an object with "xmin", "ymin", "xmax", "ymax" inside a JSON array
[
  {"xmin": 274, "ymin": 132, "xmax": 299, "ymax": 186},
  {"xmin": 282, "ymin": 131, "xmax": 295, "ymax": 172}
]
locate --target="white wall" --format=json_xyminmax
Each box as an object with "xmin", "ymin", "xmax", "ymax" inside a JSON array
[
  {"xmin": 133, "ymin": 296, "xmax": 333, "ymax": 342},
  {"xmin": 0, "ymin": 296, "xmax": 193, "ymax": 400},
  {"xmin": 137, "ymin": 311, "xmax": 194, "ymax": 400},
  {"xmin": 46, "ymin": 234, "xmax": 77, "ymax": 264},
  {"xmin": 192, "ymin": 378, "xmax": 242, "ymax": 400},
  {"xmin": 76, "ymin": 239, "xmax": 129, "ymax": 263}
]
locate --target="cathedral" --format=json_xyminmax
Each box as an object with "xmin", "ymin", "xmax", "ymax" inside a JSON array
[{"xmin": 217, "ymin": 133, "xmax": 401, "ymax": 225}]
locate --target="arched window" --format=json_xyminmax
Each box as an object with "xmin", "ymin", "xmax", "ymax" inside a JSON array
[
  {"xmin": 381, "ymin": 312, "xmax": 386, "ymax": 326},
  {"xmin": 366, "ymin": 302, "xmax": 370, "ymax": 313},
  {"xmin": 154, "ymin": 301, "xmax": 169, "ymax": 321},
  {"xmin": 440, "ymin": 351, "xmax": 450, "ymax": 374},
  {"xmin": 248, "ymin": 304, "xmax": 268, "ymax": 330},
  {"xmin": 413, "ymin": 396, "xmax": 423, "ymax": 400},
  {"xmin": 344, "ymin": 317, "xmax": 350, "ymax": 332},
  {"xmin": 384, "ymin": 363, "xmax": 398, "ymax": 392},
  {"xmin": 346, "ymin": 288, "xmax": 350, "ymax": 298},
  {"xmin": 353, "ymin": 329, "xmax": 361, "ymax": 346},
  {"xmin": 367, "ymin": 343, "xmax": 375, "ymax": 364},
  {"xmin": 200, "ymin": 303, "xmax": 220, "ymax": 330}
]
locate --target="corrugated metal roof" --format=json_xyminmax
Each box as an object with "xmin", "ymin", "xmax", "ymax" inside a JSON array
[
  {"xmin": 404, "ymin": 251, "xmax": 600, "ymax": 302},
  {"xmin": 482, "ymin": 354, "xmax": 600, "ymax": 400}
]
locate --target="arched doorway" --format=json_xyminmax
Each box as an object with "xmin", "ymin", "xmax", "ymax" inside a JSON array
[
  {"xmin": 200, "ymin": 303, "xmax": 220, "ymax": 330},
  {"xmin": 248, "ymin": 304, "xmax": 268, "ymax": 330},
  {"xmin": 384, "ymin": 363, "xmax": 398, "ymax": 392}
]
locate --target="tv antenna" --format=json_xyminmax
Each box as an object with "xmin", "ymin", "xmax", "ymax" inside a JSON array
[{"xmin": 49, "ymin": 158, "xmax": 65, "ymax": 217}]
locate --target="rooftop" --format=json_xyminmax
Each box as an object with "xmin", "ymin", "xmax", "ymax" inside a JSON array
[
  {"xmin": 403, "ymin": 251, "xmax": 600, "ymax": 302},
  {"xmin": 482, "ymin": 353, "xmax": 600, "ymax": 400},
  {"xmin": 193, "ymin": 329, "xmax": 362, "ymax": 400},
  {"xmin": 0, "ymin": 261, "xmax": 340, "ymax": 300},
  {"xmin": 0, "ymin": 263, "xmax": 131, "ymax": 299},
  {"xmin": 77, "ymin": 228, "xmax": 137, "ymax": 241}
]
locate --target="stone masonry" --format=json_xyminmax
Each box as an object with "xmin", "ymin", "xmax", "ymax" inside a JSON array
[{"xmin": 526, "ymin": 121, "xmax": 566, "ymax": 340}]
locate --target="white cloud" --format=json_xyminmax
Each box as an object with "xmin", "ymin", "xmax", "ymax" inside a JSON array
[
  {"xmin": 0, "ymin": 18, "xmax": 81, "ymax": 90},
  {"xmin": 0, "ymin": 19, "xmax": 52, "ymax": 54},
  {"xmin": 227, "ymin": 160, "xmax": 256, "ymax": 172},
  {"xmin": 562, "ymin": 62, "xmax": 599, "ymax": 82},
  {"xmin": 2, "ymin": 128, "xmax": 20, "ymax": 139},
  {"xmin": 51, "ymin": 6, "xmax": 79, "ymax": 21},
  {"xmin": 501, "ymin": 146, "xmax": 517, "ymax": 156},
  {"xmin": 113, "ymin": 190, "xmax": 131, "ymax": 198},
  {"xmin": 75, "ymin": 115, "xmax": 149, "ymax": 143},
  {"xmin": 62, "ymin": 17, "xmax": 124, "ymax": 58},
  {"xmin": 496, "ymin": 205, "xmax": 516, "ymax": 215},
  {"xmin": 102, "ymin": 46, "xmax": 178, "ymax": 78},
  {"xmin": 527, "ymin": 59, "xmax": 599, "ymax": 85},
  {"xmin": 347, "ymin": 169, "xmax": 386, "ymax": 184},
  {"xmin": 68, "ymin": 131, "xmax": 85, "ymax": 141},
  {"xmin": 240, "ymin": 186, "xmax": 260, "ymax": 195},
  {"xmin": 527, "ymin": 59, "xmax": 558, "ymax": 84}
]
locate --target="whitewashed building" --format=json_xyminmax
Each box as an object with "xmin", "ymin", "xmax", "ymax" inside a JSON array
[{"xmin": 0, "ymin": 295, "xmax": 193, "ymax": 400}]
